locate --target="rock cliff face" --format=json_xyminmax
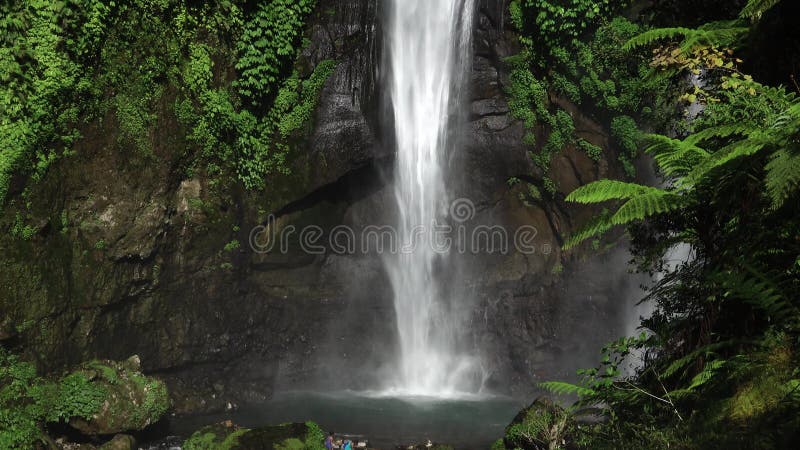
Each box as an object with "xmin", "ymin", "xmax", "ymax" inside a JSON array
[{"xmin": 0, "ymin": 0, "xmax": 638, "ymax": 411}]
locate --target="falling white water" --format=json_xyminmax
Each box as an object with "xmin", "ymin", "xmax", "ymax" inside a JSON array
[{"xmin": 383, "ymin": 0, "xmax": 480, "ymax": 397}]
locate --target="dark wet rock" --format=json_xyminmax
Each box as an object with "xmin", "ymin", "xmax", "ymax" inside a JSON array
[
  {"xmin": 98, "ymin": 434, "xmax": 136, "ymax": 450},
  {"xmin": 0, "ymin": 315, "xmax": 16, "ymax": 341}
]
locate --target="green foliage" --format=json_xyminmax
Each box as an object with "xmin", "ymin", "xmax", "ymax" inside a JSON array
[
  {"xmin": 1, "ymin": 0, "xmax": 329, "ymax": 211},
  {"xmin": 234, "ymin": 59, "xmax": 336, "ymax": 189},
  {"xmin": 11, "ymin": 212, "xmax": 37, "ymax": 240},
  {"xmin": 506, "ymin": 53, "xmax": 549, "ymax": 131},
  {"xmin": 303, "ymin": 421, "xmax": 326, "ymax": 450},
  {"xmin": 182, "ymin": 428, "xmax": 249, "ymax": 450},
  {"xmin": 739, "ymin": 0, "xmax": 782, "ymax": 21},
  {"xmin": 0, "ymin": 349, "xmax": 106, "ymax": 449},
  {"xmin": 183, "ymin": 421, "xmax": 326, "ymax": 450},
  {"xmin": 564, "ymin": 77, "xmax": 800, "ymax": 248},
  {"xmin": 506, "ymin": 14, "xmax": 673, "ymax": 190},
  {"xmin": 548, "ymin": 9, "xmax": 800, "ymax": 447},
  {"xmin": 539, "ymin": 381, "xmax": 595, "ymax": 397},
  {"xmin": 577, "ymin": 139, "xmax": 602, "ymax": 161},
  {"xmin": 623, "ymin": 20, "xmax": 749, "ymax": 53},
  {"xmin": 509, "ymin": 0, "xmax": 626, "ymax": 60},
  {"xmin": 132, "ymin": 372, "xmax": 169, "ymax": 427},
  {"xmin": 0, "ymin": 0, "xmax": 104, "ymax": 207},
  {"xmin": 504, "ymin": 399, "xmax": 571, "ymax": 450},
  {"xmin": 224, "ymin": 239, "xmax": 240, "ymax": 252},
  {"xmin": 235, "ymin": 0, "xmax": 317, "ymax": 106},
  {"xmin": 610, "ymin": 115, "xmax": 640, "ymax": 157}
]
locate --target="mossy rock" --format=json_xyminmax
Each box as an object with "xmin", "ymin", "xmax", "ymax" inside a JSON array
[
  {"xmin": 98, "ymin": 434, "xmax": 136, "ymax": 450},
  {"xmin": 68, "ymin": 356, "xmax": 169, "ymax": 435},
  {"xmin": 182, "ymin": 421, "xmax": 326, "ymax": 450}
]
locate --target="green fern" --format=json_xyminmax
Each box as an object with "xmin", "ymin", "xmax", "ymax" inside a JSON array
[
  {"xmin": 739, "ymin": 0, "xmax": 782, "ymax": 21},
  {"xmin": 668, "ymin": 360, "xmax": 726, "ymax": 399},
  {"xmin": 684, "ymin": 124, "xmax": 752, "ymax": 146},
  {"xmin": 715, "ymin": 268, "xmax": 797, "ymax": 324},
  {"xmin": 563, "ymin": 209, "xmax": 616, "ymax": 250},
  {"xmin": 539, "ymin": 381, "xmax": 596, "ymax": 397},
  {"xmin": 662, "ymin": 342, "xmax": 733, "ymax": 379},
  {"xmin": 644, "ymin": 134, "xmax": 710, "ymax": 178},
  {"xmin": 563, "ymin": 181, "xmax": 682, "ymax": 248},
  {"xmin": 765, "ymin": 149, "xmax": 800, "ymax": 209},
  {"xmin": 623, "ymin": 27, "xmax": 695, "ymax": 50},
  {"xmin": 565, "ymin": 180, "xmax": 665, "ymax": 203},
  {"xmin": 624, "ymin": 20, "xmax": 748, "ymax": 53},
  {"xmin": 609, "ymin": 191, "xmax": 683, "ymax": 225}
]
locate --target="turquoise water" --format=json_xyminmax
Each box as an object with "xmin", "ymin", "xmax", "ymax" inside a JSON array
[{"xmin": 167, "ymin": 391, "xmax": 524, "ymax": 449}]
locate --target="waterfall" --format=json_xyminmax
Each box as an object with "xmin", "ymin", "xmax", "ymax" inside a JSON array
[{"xmin": 383, "ymin": 0, "xmax": 480, "ymax": 397}]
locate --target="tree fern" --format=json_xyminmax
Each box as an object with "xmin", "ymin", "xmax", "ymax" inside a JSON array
[
  {"xmin": 739, "ymin": 0, "xmax": 782, "ymax": 21},
  {"xmin": 564, "ymin": 181, "xmax": 682, "ymax": 248},
  {"xmin": 683, "ymin": 124, "xmax": 753, "ymax": 146},
  {"xmin": 685, "ymin": 135, "xmax": 769, "ymax": 184},
  {"xmin": 623, "ymin": 27, "xmax": 695, "ymax": 50},
  {"xmin": 765, "ymin": 148, "xmax": 800, "ymax": 209},
  {"xmin": 668, "ymin": 360, "xmax": 726, "ymax": 399},
  {"xmin": 715, "ymin": 268, "xmax": 797, "ymax": 324},
  {"xmin": 539, "ymin": 381, "xmax": 596, "ymax": 397},
  {"xmin": 624, "ymin": 21, "xmax": 748, "ymax": 53},
  {"xmin": 562, "ymin": 209, "xmax": 616, "ymax": 250},
  {"xmin": 644, "ymin": 134, "xmax": 710, "ymax": 178},
  {"xmin": 661, "ymin": 342, "xmax": 732, "ymax": 379},
  {"xmin": 565, "ymin": 180, "xmax": 664, "ymax": 204},
  {"xmin": 609, "ymin": 191, "xmax": 683, "ymax": 225}
]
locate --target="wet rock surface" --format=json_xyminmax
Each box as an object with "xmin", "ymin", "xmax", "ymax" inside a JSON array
[{"xmin": 1, "ymin": 0, "xmax": 637, "ymax": 412}]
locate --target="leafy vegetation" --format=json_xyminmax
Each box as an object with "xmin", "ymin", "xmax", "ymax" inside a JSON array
[
  {"xmin": 1, "ymin": 0, "xmax": 333, "ymax": 211},
  {"xmin": 235, "ymin": 0, "xmax": 316, "ymax": 107},
  {"xmin": 534, "ymin": 1, "xmax": 800, "ymax": 448},
  {"xmin": 182, "ymin": 421, "xmax": 326, "ymax": 450},
  {"xmin": 0, "ymin": 349, "xmax": 106, "ymax": 449},
  {"xmin": 509, "ymin": 0, "xmax": 623, "ymax": 59},
  {"xmin": 505, "ymin": 5, "xmax": 675, "ymax": 200}
]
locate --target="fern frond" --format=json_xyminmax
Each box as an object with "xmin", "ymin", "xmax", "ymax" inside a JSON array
[
  {"xmin": 624, "ymin": 21, "xmax": 748, "ymax": 52},
  {"xmin": 539, "ymin": 381, "xmax": 596, "ymax": 397},
  {"xmin": 765, "ymin": 148, "xmax": 800, "ymax": 209},
  {"xmin": 686, "ymin": 136, "xmax": 769, "ymax": 184},
  {"xmin": 668, "ymin": 359, "xmax": 726, "ymax": 400},
  {"xmin": 610, "ymin": 191, "xmax": 684, "ymax": 226},
  {"xmin": 687, "ymin": 360, "xmax": 725, "ymax": 390},
  {"xmin": 565, "ymin": 180, "xmax": 661, "ymax": 204},
  {"xmin": 740, "ymin": 0, "xmax": 782, "ymax": 21},
  {"xmin": 644, "ymin": 134, "xmax": 710, "ymax": 178},
  {"xmin": 661, "ymin": 342, "xmax": 732, "ymax": 379},
  {"xmin": 688, "ymin": 21, "xmax": 749, "ymax": 50},
  {"xmin": 623, "ymin": 27, "xmax": 695, "ymax": 50},
  {"xmin": 564, "ymin": 186, "xmax": 682, "ymax": 249},
  {"xmin": 562, "ymin": 210, "xmax": 616, "ymax": 250},
  {"xmin": 716, "ymin": 268, "xmax": 796, "ymax": 322},
  {"xmin": 684, "ymin": 124, "xmax": 753, "ymax": 146}
]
